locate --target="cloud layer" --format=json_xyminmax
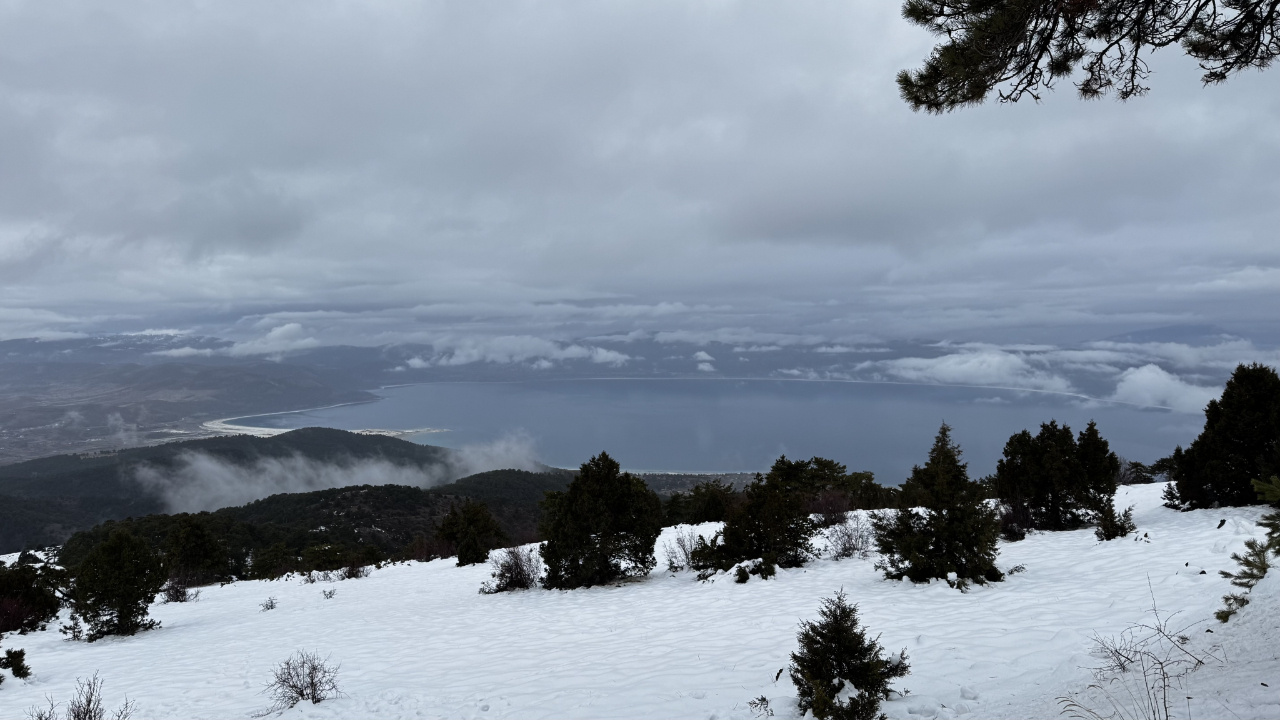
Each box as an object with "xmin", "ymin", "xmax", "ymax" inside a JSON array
[
  {"xmin": 0, "ymin": 1, "xmax": 1275, "ymax": 347},
  {"xmin": 133, "ymin": 434, "xmax": 542, "ymax": 513}
]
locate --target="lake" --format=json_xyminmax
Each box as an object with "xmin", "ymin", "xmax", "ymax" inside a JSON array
[{"xmin": 229, "ymin": 378, "xmax": 1204, "ymax": 482}]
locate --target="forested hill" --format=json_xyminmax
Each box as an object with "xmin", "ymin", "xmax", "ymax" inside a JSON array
[
  {"xmin": 56, "ymin": 467, "xmax": 576, "ymax": 570},
  {"xmin": 0, "ymin": 428, "xmax": 457, "ymax": 552}
]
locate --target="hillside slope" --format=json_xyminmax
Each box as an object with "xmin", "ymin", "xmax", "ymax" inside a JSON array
[
  {"xmin": 0, "ymin": 428, "xmax": 455, "ymax": 552},
  {"xmin": 1, "ymin": 484, "xmax": 1275, "ymax": 719}
]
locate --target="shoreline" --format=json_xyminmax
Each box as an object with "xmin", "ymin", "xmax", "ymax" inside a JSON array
[{"xmin": 200, "ymin": 397, "xmax": 451, "ymax": 440}]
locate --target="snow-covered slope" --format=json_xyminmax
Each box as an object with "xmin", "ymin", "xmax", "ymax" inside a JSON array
[{"xmin": 1, "ymin": 484, "xmax": 1275, "ymax": 719}]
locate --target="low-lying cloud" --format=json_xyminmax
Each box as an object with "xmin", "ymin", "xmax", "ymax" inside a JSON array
[
  {"xmin": 133, "ymin": 433, "xmax": 543, "ymax": 514},
  {"xmin": 858, "ymin": 350, "xmax": 1075, "ymax": 394},
  {"xmin": 1108, "ymin": 364, "xmax": 1219, "ymax": 414}
]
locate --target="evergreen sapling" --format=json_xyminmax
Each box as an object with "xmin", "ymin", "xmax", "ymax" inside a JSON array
[{"xmin": 789, "ymin": 590, "xmax": 909, "ymax": 720}]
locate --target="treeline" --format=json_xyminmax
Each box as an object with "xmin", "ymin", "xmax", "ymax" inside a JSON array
[{"xmin": 55, "ymin": 469, "xmax": 573, "ymax": 581}]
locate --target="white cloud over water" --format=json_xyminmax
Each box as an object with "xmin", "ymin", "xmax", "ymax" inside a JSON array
[
  {"xmin": 1108, "ymin": 364, "xmax": 1219, "ymax": 413},
  {"xmin": 859, "ymin": 350, "xmax": 1075, "ymax": 393}
]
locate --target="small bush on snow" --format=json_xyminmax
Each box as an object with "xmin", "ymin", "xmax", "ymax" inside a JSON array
[
  {"xmin": 27, "ymin": 672, "xmax": 136, "ymax": 720},
  {"xmin": 789, "ymin": 590, "xmax": 909, "ymax": 720},
  {"xmin": 481, "ymin": 546, "xmax": 542, "ymax": 593},
  {"xmin": 1215, "ymin": 537, "xmax": 1272, "ymax": 622},
  {"xmin": 1, "ymin": 647, "xmax": 31, "ymax": 679},
  {"xmin": 1058, "ymin": 595, "xmax": 1224, "ymax": 720},
  {"xmin": 663, "ymin": 527, "xmax": 702, "ymax": 572},
  {"xmin": 1094, "ymin": 503, "xmax": 1137, "ymax": 541},
  {"xmin": 161, "ymin": 580, "xmax": 199, "ymax": 604},
  {"xmin": 338, "ymin": 562, "xmax": 369, "ymax": 581},
  {"xmin": 826, "ymin": 514, "xmax": 874, "ymax": 560},
  {"xmin": 747, "ymin": 695, "xmax": 773, "ymax": 717},
  {"xmin": 258, "ymin": 651, "xmax": 340, "ymax": 715}
]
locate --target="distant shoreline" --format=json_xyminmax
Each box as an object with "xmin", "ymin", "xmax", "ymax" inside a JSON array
[{"xmin": 201, "ymin": 397, "xmax": 450, "ymax": 440}]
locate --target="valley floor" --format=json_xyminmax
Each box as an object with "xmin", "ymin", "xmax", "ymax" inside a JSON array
[{"xmin": 2, "ymin": 484, "xmax": 1276, "ymax": 719}]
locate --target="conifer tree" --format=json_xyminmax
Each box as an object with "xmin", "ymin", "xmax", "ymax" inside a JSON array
[
  {"xmin": 992, "ymin": 419, "xmax": 1120, "ymax": 534},
  {"xmin": 438, "ymin": 500, "xmax": 509, "ymax": 566},
  {"xmin": 689, "ymin": 456, "xmax": 846, "ymax": 577},
  {"xmin": 1254, "ymin": 476, "xmax": 1280, "ymax": 548},
  {"xmin": 540, "ymin": 452, "xmax": 663, "ymax": 589},
  {"xmin": 164, "ymin": 515, "xmax": 230, "ymax": 585},
  {"xmin": 71, "ymin": 529, "xmax": 165, "ymax": 641},
  {"xmin": 1093, "ymin": 502, "xmax": 1136, "ymax": 541},
  {"xmin": 790, "ymin": 590, "xmax": 909, "ymax": 720},
  {"xmin": 718, "ymin": 468, "xmax": 817, "ymax": 570},
  {"xmin": 685, "ymin": 478, "xmax": 739, "ymax": 523},
  {"xmin": 1076, "ymin": 421, "xmax": 1121, "ymax": 517},
  {"xmin": 871, "ymin": 424, "xmax": 1002, "ymax": 589},
  {"xmin": 897, "ymin": 0, "xmax": 1280, "ymax": 112},
  {"xmin": 990, "ymin": 429, "xmax": 1036, "ymax": 539},
  {"xmin": 1168, "ymin": 363, "xmax": 1280, "ymax": 509},
  {"xmin": 1028, "ymin": 420, "xmax": 1084, "ymax": 530},
  {"xmin": 0, "ymin": 560, "xmax": 63, "ymax": 634}
]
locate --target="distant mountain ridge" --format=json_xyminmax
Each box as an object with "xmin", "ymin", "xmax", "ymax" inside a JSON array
[{"xmin": 0, "ymin": 427, "xmax": 456, "ymax": 552}]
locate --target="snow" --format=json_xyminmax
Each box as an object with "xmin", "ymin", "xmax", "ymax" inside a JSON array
[{"xmin": 2, "ymin": 484, "xmax": 1277, "ymax": 719}]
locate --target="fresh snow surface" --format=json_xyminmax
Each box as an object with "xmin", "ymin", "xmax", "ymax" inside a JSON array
[{"xmin": 2, "ymin": 484, "xmax": 1278, "ymax": 719}]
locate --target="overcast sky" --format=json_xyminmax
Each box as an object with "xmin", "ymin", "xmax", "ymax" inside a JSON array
[{"xmin": 2, "ymin": 0, "xmax": 1278, "ymax": 357}]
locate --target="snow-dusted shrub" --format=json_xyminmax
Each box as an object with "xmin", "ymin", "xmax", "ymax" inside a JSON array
[
  {"xmin": 663, "ymin": 527, "xmax": 700, "ymax": 572},
  {"xmin": 1094, "ymin": 504, "xmax": 1137, "ymax": 541},
  {"xmin": 826, "ymin": 514, "xmax": 873, "ymax": 560},
  {"xmin": 301, "ymin": 570, "xmax": 333, "ymax": 584},
  {"xmin": 260, "ymin": 597, "xmax": 278, "ymax": 612},
  {"xmin": 34, "ymin": 672, "xmax": 138, "ymax": 720},
  {"xmin": 161, "ymin": 581, "xmax": 200, "ymax": 604},
  {"xmin": 747, "ymin": 695, "xmax": 773, "ymax": 717},
  {"xmin": 259, "ymin": 651, "xmax": 340, "ymax": 714},
  {"xmin": 789, "ymin": 590, "xmax": 909, "ymax": 720},
  {"xmin": 338, "ymin": 562, "xmax": 368, "ymax": 580},
  {"xmin": 480, "ymin": 547, "xmax": 542, "ymax": 594}
]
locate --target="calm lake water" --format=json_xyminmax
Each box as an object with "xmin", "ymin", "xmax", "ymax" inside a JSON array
[{"xmin": 233, "ymin": 379, "xmax": 1204, "ymax": 483}]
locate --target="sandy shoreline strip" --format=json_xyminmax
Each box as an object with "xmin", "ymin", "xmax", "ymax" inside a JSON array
[{"xmin": 200, "ymin": 400, "xmax": 450, "ymax": 439}]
